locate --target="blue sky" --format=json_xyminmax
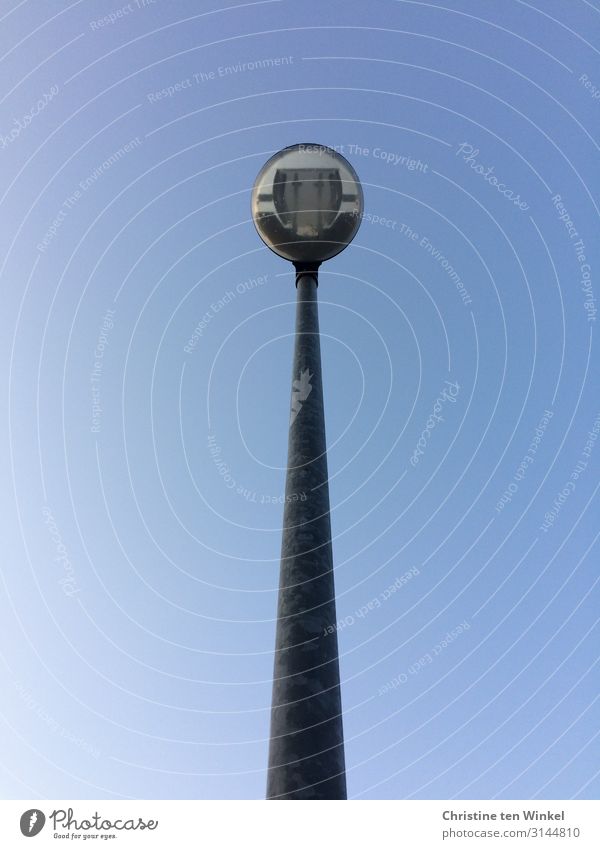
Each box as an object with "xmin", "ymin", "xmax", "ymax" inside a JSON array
[{"xmin": 1, "ymin": 0, "xmax": 598, "ymax": 800}]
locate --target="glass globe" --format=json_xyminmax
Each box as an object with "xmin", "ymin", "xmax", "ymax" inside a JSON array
[{"xmin": 252, "ymin": 143, "xmax": 363, "ymax": 264}]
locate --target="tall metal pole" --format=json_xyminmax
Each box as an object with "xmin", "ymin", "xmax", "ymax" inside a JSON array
[{"xmin": 266, "ymin": 269, "xmax": 346, "ymax": 800}]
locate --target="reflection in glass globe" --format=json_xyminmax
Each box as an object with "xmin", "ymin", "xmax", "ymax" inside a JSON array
[{"xmin": 252, "ymin": 144, "xmax": 363, "ymax": 263}]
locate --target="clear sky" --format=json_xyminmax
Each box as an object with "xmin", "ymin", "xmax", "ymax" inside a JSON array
[{"xmin": 1, "ymin": 0, "xmax": 598, "ymax": 800}]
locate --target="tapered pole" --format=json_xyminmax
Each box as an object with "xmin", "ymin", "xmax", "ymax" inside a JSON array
[{"xmin": 266, "ymin": 270, "xmax": 346, "ymax": 800}]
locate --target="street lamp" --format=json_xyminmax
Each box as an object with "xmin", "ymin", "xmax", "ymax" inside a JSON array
[
  {"xmin": 252, "ymin": 143, "xmax": 363, "ymax": 799},
  {"xmin": 253, "ymin": 142, "xmax": 363, "ymax": 268}
]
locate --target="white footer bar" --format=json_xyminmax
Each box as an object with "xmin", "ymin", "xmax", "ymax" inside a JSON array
[{"xmin": 1, "ymin": 800, "xmax": 597, "ymax": 848}]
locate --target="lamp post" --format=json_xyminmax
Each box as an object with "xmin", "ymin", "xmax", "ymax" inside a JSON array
[{"xmin": 252, "ymin": 143, "xmax": 363, "ymax": 799}]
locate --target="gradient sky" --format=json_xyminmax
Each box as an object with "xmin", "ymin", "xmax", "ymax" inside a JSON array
[{"xmin": 1, "ymin": 0, "xmax": 599, "ymax": 800}]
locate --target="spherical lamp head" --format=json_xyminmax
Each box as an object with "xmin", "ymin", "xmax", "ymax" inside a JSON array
[{"xmin": 252, "ymin": 143, "xmax": 363, "ymax": 268}]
